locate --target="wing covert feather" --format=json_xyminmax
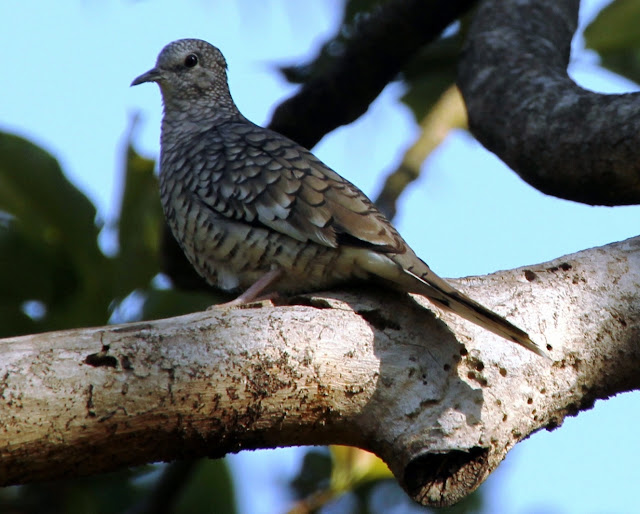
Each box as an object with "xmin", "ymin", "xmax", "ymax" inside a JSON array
[{"xmin": 193, "ymin": 120, "xmax": 405, "ymax": 253}]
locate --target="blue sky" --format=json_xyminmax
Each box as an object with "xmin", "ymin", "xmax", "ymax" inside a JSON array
[{"xmin": 2, "ymin": 1, "xmax": 639, "ymax": 512}]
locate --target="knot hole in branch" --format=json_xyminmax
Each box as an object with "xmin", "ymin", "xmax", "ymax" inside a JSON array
[{"xmin": 403, "ymin": 447, "xmax": 489, "ymax": 507}]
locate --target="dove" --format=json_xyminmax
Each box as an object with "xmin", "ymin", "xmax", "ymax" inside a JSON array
[{"xmin": 132, "ymin": 38, "xmax": 545, "ymax": 357}]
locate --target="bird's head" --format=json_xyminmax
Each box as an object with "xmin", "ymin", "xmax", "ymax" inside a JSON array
[{"xmin": 131, "ymin": 39, "xmax": 235, "ymax": 113}]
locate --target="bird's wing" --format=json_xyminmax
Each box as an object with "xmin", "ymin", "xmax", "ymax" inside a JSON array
[{"xmin": 194, "ymin": 120, "xmax": 406, "ymax": 253}]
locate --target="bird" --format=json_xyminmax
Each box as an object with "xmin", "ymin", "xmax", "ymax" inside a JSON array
[{"xmin": 131, "ymin": 38, "xmax": 546, "ymax": 358}]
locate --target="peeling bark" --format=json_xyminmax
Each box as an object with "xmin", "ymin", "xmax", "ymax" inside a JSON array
[
  {"xmin": 1, "ymin": 237, "xmax": 638, "ymax": 507},
  {"xmin": 457, "ymin": 0, "xmax": 640, "ymax": 206}
]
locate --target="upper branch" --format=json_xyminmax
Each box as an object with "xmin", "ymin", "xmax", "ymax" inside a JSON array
[
  {"xmin": 457, "ymin": 0, "xmax": 640, "ymax": 206},
  {"xmin": 1, "ymin": 237, "xmax": 639, "ymax": 506},
  {"xmin": 267, "ymin": 0, "xmax": 478, "ymax": 149}
]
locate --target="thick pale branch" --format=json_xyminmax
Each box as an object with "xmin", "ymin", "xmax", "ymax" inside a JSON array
[
  {"xmin": 457, "ymin": 0, "xmax": 640, "ymax": 206},
  {"xmin": 1, "ymin": 237, "xmax": 638, "ymax": 506}
]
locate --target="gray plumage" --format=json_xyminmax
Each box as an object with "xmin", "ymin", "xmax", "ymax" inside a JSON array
[{"xmin": 132, "ymin": 38, "xmax": 546, "ymax": 357}]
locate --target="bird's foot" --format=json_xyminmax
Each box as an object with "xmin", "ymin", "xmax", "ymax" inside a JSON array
[
  {"xmin": 210, "ymin": 293, "xmax": 279, "ymax": 310},
  {"xmin": 208, "ymin": 269, "xmax": 283, "ymax": 310}
]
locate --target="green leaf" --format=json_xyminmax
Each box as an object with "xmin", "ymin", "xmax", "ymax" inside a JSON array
[
  {"xmin": 113, "ymin": 136, "xmax": 164, "ymax": 298},
  {"xmin": 0, "ymin": 132, "xmax": 101, "ymax": 261},
  {"xmin": 0, "ymin": 220, "xmax": 64, "ymax": 303},
  {"xmin": 0, "ymin": 467, "xmax": 154, "ymax": 514},
  {"xmin": 0, "ymin": 132, "xmax": 113, "ymax": 335},
  {"xmin": 584, "ymin": 0, "xmax": 640, "ymax": 51},
  {"xmin": 584, "ymin": 0, "xmax": 640, "ymax": 84},
  {"xmin": 140, "ymin": 289, "xmax": 226, "ymax": 321},
  {"xmin": 0, "ymin": 220, "xmax": 83, "ymax": 337},
  {"xmin": 175, "ymin": 459, "xmax": 237, "ymax": 514},
  {"xmin": 0, "ymin": 298, "xmax": 38, "ymax": 337},
  {"xmin": 329, "ymin": 446, "xmax": 391, "ymax": 494}
]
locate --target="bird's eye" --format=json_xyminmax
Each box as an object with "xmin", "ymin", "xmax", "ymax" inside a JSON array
[{"xmin": 184, "ymin": 54, "xmax": 198, "ymax": 68}]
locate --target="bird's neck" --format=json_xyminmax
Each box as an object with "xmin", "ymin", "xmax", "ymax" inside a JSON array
[{"xmin": 162, "ymin": 96, "xmax": 241, "ymax": 129}]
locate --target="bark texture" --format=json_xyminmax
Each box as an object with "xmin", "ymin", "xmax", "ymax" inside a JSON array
[
  {"xmin": 457, "ymin": 0, "xmax": 640, "ymax": 206},
  {"xmin": 1, "ymin": 237, "xmax": 638, "ymax": 507}
]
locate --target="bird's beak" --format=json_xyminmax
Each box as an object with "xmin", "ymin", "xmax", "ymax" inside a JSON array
[{"xmin": 131, "ymin": 67, "xmax": 163, "ymax": 87}]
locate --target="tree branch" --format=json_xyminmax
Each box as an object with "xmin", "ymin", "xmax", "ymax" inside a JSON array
[
  {"xmin": 457, "ymin": 0, "xmax": 640, "ymax": 206},
  {"xmin": 267, "ymin": 0, "xmax": 478, "ymax": 149},
  {"xmin": 1, "ymin": 237, "xmax": 638, "ymax": 506}
]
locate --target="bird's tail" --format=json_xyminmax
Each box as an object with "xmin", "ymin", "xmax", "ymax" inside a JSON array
[{"xmin": 398, "ymin": 264, "xmax": 548, "ymax": 358}]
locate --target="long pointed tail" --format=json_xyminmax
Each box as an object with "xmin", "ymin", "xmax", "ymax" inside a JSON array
[
  {"xmin": 357, "ymin": 250, "xmax": 547, "ymax": 357},
  {"xmin": 402, "ymin": 267, "xmax": 548, "ymax": 358}
]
